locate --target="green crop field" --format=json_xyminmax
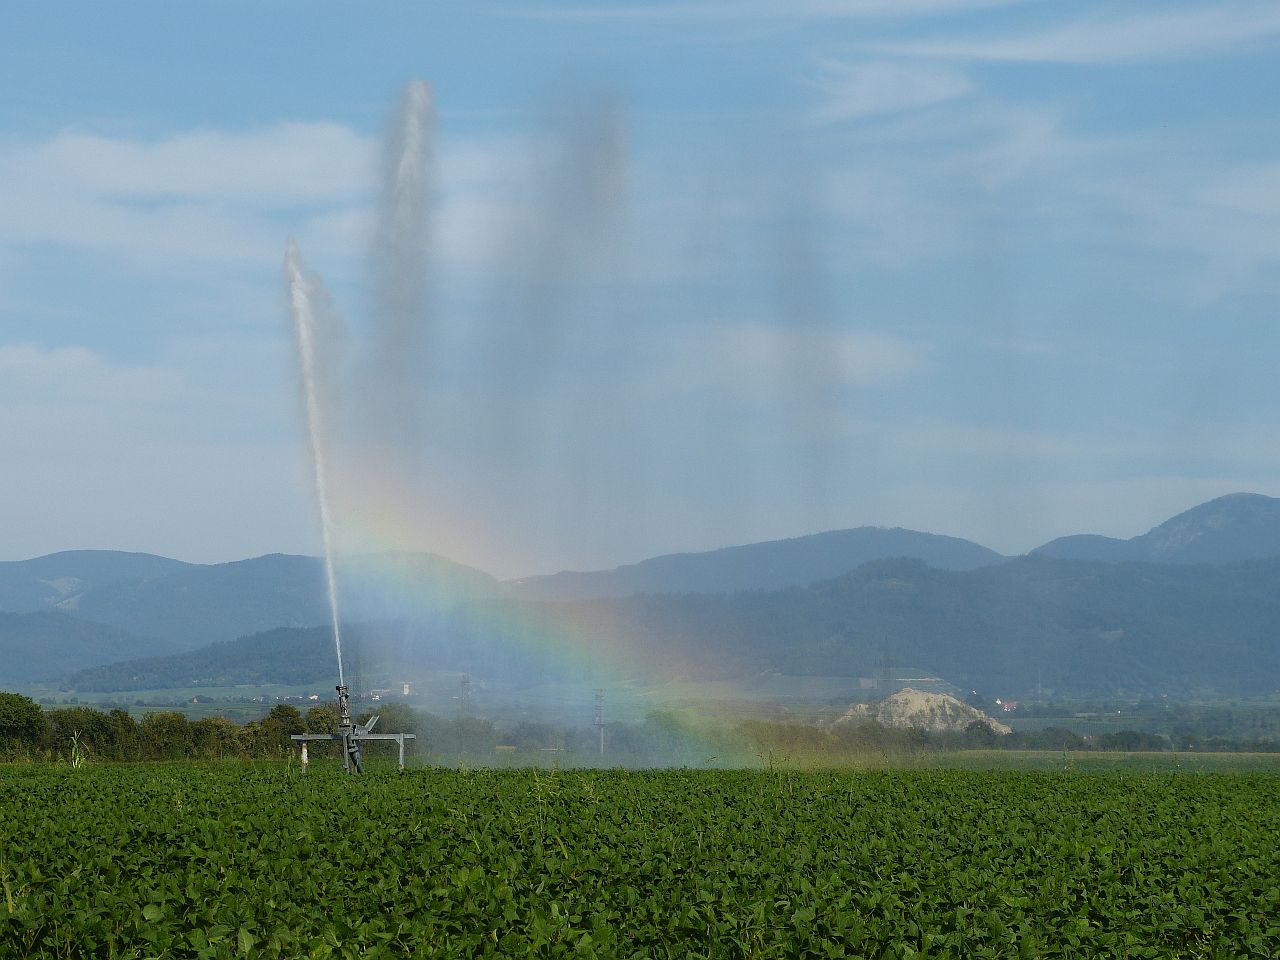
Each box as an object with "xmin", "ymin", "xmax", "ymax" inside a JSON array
[{"xmin": 3, "ymin": 763, "xmax": 1279, "ymax": 958}]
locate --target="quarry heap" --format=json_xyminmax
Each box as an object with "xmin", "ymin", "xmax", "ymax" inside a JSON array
[{"xmin": 837, "ymin": 687, "xmax": 1011, "ymax": 735}]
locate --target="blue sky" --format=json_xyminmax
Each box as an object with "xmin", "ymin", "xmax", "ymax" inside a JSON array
[{"xmin": 3, "ymin": 1, "xmax": 1280, "ymax": 577}]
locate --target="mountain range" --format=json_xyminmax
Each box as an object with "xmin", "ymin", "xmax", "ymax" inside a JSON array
[
  {"xmin": 1031, "ymin": 493, "xmax": 1280, "ymax": 565},
  {"xmin": 504, "ymin": 527, "xmax": 1003, "ymax": 600},
  {"xmin": 0, "ymin": 551, "xmax": 495, "ymax": 682},
  {"xmin": 62, "ymin": 553, "xmax": 1280, "ymax": 698},
  {"xmin": 8, "ymin": 492, "xmax": 1280, "ymax": 694}
]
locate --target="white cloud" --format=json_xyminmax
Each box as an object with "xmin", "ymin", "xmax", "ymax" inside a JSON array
[
  {"xmin": 809, "ymin": 59, "xmax": 972, "ymax": 123},
  {"xmin": 0, "ymin": 122, "xmax": 562, "ymax": 276},
  {"xmin": 956, "ymin": 106, "xmax": 1068, "ymax": 186},
  {"xmin": 0, "ymin": 124, "xmax": 373, "ymax": 267},
  {"xmin": 9, "ymin": 124, "xmax": 372, "ymax": 203},
  {"xmin": 1064, "ymin": 156, "xmax": 1280, "ymax": 301},
  {"xmin": 0, "ymin": 342, "xmax": 177, "ymax": 402},
  {"xmin": 0, "ymin": 339, "xmax": 297, "ymax": 444},
  {"xmin": 882, "ymin": 3, "xmax": 1280, "ymax": 63},
  {"xmin": 811, "ymin": 81, "xmax": 1279, "ymax": 303}
]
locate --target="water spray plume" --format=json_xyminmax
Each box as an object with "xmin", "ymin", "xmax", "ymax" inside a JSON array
[
  {"xmin": 367, "ymin": 79, "xmax": 434, "ymax": 450},
  {"xmin": 284, "ymin": 238, "xmax": 346, "ymax": 687}
]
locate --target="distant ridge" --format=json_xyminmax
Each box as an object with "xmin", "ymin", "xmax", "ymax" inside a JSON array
[
  {"xmin": 504, "ymin": 527, "xmax": 1006, "ymax": 601},
  {"xmin": 0, "ymin": 550, "xmax": 193, "ymax": 614},
  {"xmin": 1032, "ymin": 493, "xmax": 1280, "ymax": 564}
]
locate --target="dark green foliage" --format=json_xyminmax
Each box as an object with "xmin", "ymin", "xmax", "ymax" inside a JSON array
[
  {"xmin": 305, "ymin": 703, "xmax": 340, "ymax": 733},
  {"xmin": 9, "ymin": 706, "xmax": 297, "ymax": 762},
  {"xmin": 106, "ymin": 709, "xmax": 141, "ymax": 761},
  {"xmin": 46, "ymin": 706, "xmax": 114, "ymax": 755},
  {"xmin": 139, "ymin": 712, "xmax": 194, "ymax": 760},
  {"xmin": 30, "ymin": 706, "xmax": 139, "ymax": 761},
  {"xmin": 264, "ymin": 705, "xmax": 305, "ymax": 738},
  {"xmin": 3, "ymin": 765, "xmax": 1280, "ymax": 958},
  {"xmin": 189, "ymin": 716, "xmax": 241, "ymax": 760},
  {"xmin": 0, "ymin": 692, "xmax": 46, "ymax": 750}
]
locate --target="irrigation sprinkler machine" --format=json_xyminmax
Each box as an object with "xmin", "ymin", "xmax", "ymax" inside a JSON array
[{"xmin": 291, "ymin": 684, "xmax": 415, "ymax": 773}]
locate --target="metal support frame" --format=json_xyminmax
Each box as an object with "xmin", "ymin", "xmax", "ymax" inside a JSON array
[
  {"xmin": 593, "ymin": 688, "xmax": 605, "ymax": 756},
  {"xmin": 290, "ymin": 684, "xmax": 416, "ymax": 772}
]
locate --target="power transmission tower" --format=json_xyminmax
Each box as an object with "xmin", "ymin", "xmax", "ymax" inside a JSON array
[
  {"xmin": 878, "ymin": 648, "xmax": 897, "ymax": 694},
  {"xmin": 458, "ymin": 674, "xmax": 472, "ymax": 719},
  {"xmin": 593, "ymin": 689, "xmax": 605, "ymax": 756}
]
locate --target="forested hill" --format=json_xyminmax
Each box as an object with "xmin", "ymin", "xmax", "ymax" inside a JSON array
[
  {"xmin": 66, "ymin": 555, "xmax": 1280, "ymax": 698},
  {"xmin": 0, "ymin": 551, "xmax": 193, "ymax": 613},
  {"xmin": 62, "ymin": 625, "xmax": 356, "ymax": 691},
  {"xmin": 0, "ymin": 612, "xmax": 159, "ymax": 683}
]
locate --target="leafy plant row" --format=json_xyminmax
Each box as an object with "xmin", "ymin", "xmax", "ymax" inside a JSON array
[{"xmin": 3, "ymin": 764, "xmax": 1279, "ymax": 957}]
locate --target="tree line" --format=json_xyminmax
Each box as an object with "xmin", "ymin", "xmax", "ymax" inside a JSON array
[
  {"xmin": 0, "ymin": 692, "xmax": 332, "ymax": 762},
  {"xmin": 3, "ymin": 691, "xmax": 1277, "ymax": 766}
]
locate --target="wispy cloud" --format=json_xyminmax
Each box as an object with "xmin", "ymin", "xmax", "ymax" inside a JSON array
[
  {"xmin": 0, "ymin": 124, "xmax": 538, "ymax": 272},
  {"xmin": 1205, "ymin": 164, "xmax": 1280, "ymax": 219},
  {"xmin": 7, "ymin": 125, "xmax": 372, "ymax": 203},
  {"xmin": 1059, "ymin": 152, "xmax": 1280, "ymax": 301},
  {"xmin": 0, "ymin": 343, "xmax": 176, "ymax": 401},
  {"xmin": 882, "ymin": 3, "xmax": 1280, "ymax": 63},
  {"xmin": 0, "ymin": 124, "xmax": 373, "ymax": 267},
  {"xmin": 530, "ymin": 0, "xmax": 1025, "ymax": 21},
  {"xmin": 809, "ymin": 59, "xmax": 972, "ymax": 123}
]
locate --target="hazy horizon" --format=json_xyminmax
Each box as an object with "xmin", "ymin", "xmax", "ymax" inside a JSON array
[{"xmin": 3, "ymin": 488, "xmax": 1269, "ymax": 580}]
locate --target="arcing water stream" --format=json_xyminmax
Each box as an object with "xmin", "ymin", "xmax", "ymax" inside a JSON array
[
  {"xmin": 282, "ymin": 81, "xmax": 434, "ymax": 689},
  {"xmin": 284, "ymin": 239, "xmax": 347, "ymax": 687}
]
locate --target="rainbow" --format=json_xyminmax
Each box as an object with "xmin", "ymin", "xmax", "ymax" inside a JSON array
[{"xmin": 325, "ymin": 466, "xmax": 729, "ymax": 701}]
